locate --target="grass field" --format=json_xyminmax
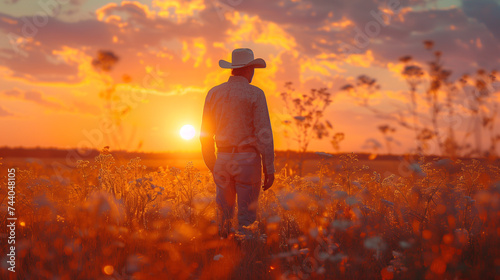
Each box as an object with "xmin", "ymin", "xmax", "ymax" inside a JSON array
[{"xmin": 1, "ymin": 148, "xmax": 499, "ymax": 279}]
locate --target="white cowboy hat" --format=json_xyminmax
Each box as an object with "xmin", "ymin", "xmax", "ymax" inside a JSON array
[{"xmin": 219, "ymin": 48, "xmax": 266, "ymax": 69}]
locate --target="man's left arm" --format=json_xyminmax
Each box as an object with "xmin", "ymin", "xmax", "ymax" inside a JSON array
[{"xmin": 200, "ymin": 91, "xmax": 216, "ymax": 172}]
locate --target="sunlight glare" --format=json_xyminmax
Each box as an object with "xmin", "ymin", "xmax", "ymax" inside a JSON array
[{"xmin": 180, "ymin": 124, "xmax": 196, "ymax": 140}]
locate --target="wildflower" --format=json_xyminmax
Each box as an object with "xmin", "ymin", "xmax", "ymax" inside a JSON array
[
  {"xmin": 169, "ymin": 167, "xmax": 181, "ymax": 176},
  {"xmin": 423, "ymin": 40, "xmax": 434, "ymax": 50},
  {"xmin": 409, "ymin": 163, "xmax": 426, "ymax": 177},
  {"xmin": 299, "ymin": 248, "xmax": 310, "ymax": 255},
  {"xmin": 392, "ymin": 251, "xmax": 402, "ymax": 258},
  {"xmin": 271, "ymin": 251, "xmax": 294, "ymax": 259},
  {"xmin": 382, "ymin": 174, "xmax": 396, "ymax": 187},
  {"xmin": 267, "ymin": 215, "xmax": 280, "ymax": 223},
  {"xmin": 309, "ymin": 228, "xmax": 319, "ymax": 238},
  {"xmin": 304, "ymin": 176, "xmax": 320, "ymax": 183},
  {"xmin": 33, "ymin": 194, "xmax": 54, "ymax": 209},
  {"xmin": 242, "ymin": 221, "xmax": 259, "ymax": 233},
  {"xmin": 362, "ymin": 138, "xmax": 382, "ymax": 150},
  {"xmin": 399, "ymin": 240, "xmax": 412, "ymax": 249},
  {"xmin": 341, "ymin": 84, "xmax": 354, "ymax": 91},
  {"xmin": 259, "ymin": 234, "xmax": 267, "ymax": 243},
  {"xmin": 278, "ymin": 191, "xmax": 310, "ymax": 210},
  {"xmin": 159, "ymin": 206, "xmax": 171, "ymax": 217},
  {"xmin": 352, "ymin": 181, "xmax": 362, "ymax": 189},
  {"xmin": 330, "ymin": 253, "xmax": 347, "ymax": 262},
  {"xmin": 455, "ymin": 228, "xmax": 469, "ymax": 244},
  {"xmin": 360, "ymin": 204, "xmax": 375, "ymax": 213},
  {"xmin": 364, "ymin": 236, "xmax": 386, "ymax": 259},
  {"xmin": 126, "ymin": 255, "xmax": 141, "ymax": 273},
  {"xmin": 331, "ymin": 220, "xmax": 353, "ymax": 231},
  {"xmin": 399, "ymin": 55, "xmax": 412, "ymax": 63},
  {"xmin": 381, "ymin": 199, "xmax": 394, "ymax": 207},
  {"xmin": 464, "ymin": 196, "xmax": 475, "ymax": 204},
  {"xmin": 345, "ymin": 196, "xmax": 359, "ymax": 206},
  {"xmin": 333, "ymin": 190, "xmax": 348, "ymax": 199},
  {"xmin": 403, "ymin": 65, "xmax": 424, "ymax": 78}
]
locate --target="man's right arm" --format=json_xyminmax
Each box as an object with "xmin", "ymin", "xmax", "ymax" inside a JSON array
[
  {"xmin": 200, "ymin": 91, "xmax": 216, "ymax": 172},
  {"xmin": 253, "ymin": 89, "xmax": 275, "ymax": 175},
  {"xmin": 253, "ymin": 90, "xmax": 275, "ymax": 191}
]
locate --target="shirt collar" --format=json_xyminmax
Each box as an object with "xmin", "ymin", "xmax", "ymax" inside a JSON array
[{"xmin": 228, "ymin": 75, "xmax": 249, "ymax": 83}]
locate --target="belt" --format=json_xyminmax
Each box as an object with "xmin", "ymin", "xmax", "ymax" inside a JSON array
[{"xmin": 217, "ymin": 145, "xmax": 258, "ymax": 153}]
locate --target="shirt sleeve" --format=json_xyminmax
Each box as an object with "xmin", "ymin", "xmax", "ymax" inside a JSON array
[
  {"xmin": 200, "ymin": 90, "xmax": 216, "ymax": 171},
  {"xmin": 253, "ymin": 89, "xmax": 275, "ymax": 174}
]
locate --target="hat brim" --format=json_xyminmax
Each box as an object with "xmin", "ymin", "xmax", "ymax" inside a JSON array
[{"xmin": 219, "ymin": 58, "xmax": 266, "ymax": 69}]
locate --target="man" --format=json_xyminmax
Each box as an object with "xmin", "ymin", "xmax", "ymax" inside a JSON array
[{"xmin": 200, "ymin": 48, "xmax": 275, "ymax": 237}]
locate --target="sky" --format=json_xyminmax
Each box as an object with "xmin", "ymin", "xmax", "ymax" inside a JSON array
[{"xmin": 0, "ymin": 0, "xmax": 499, "ymax": 154}]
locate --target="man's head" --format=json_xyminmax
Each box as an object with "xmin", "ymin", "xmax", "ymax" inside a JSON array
[
  {"xmin": 219, "ymin": 48, "xmax": 265, "ymax": 83},
  {"xmin": 232, "ymin": 66, "xmax": 255, "ymax": 83}
]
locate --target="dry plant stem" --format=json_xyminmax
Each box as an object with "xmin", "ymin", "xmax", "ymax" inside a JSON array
[
  {"xmin": 410, "ymin": 86, "xmax": 420, "ymax": 152},
  {"xmin": 281, "ymin": 83, "xmax": 335, "ymax": 176}
]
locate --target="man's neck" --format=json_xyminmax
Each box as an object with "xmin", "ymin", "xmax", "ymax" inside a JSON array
[{"xmin": 231, "ymin": 75, "xmax": 251, "ymax": 83}]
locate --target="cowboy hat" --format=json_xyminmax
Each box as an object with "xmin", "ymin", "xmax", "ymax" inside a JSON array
[{"xmin": 219, "ymin": 48, "xmax": 266, "ymax": 69}]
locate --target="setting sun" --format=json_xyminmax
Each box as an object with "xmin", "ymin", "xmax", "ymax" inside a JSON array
[{"xmin": 179, "ymin": 124, "xmax": 196, "ymax": 140}]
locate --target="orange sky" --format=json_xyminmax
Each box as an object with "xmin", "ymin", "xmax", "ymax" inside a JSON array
[{"xmin": 0, "ymin": 0, "xmax": 499, "ymax": 154}]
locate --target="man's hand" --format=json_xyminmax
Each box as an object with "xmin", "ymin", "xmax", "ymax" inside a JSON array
[{"xmin": 262, "ymin": 173, "xmax": 275, "ymax": 191}]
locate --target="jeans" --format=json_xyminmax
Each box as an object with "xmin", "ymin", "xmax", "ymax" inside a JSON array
[{"xmin": 213, "ymin": 152, "xmax": 261, "ymax": 236}]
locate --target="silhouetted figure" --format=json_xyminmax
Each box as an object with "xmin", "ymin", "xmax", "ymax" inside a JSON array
[{"xmin": 200, "ymin": 48, "xmax": 275, "ymax": 238}]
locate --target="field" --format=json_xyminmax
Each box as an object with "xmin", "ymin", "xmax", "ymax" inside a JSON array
[{"xmin": 1, "ymin": 148, "xmax": 499, "ymax": 280}]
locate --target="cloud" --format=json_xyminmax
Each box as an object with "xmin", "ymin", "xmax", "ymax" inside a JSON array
[
  {"xmin": 152, "ymin": 0, "xmax": 206, "ymax": 21},
  {"xmin": 24, "ymin": 90, "xmax": 65, "ymax": 110},
  {"xmin": 1, "ymin": 88, "xmax": 103, "ymax": 115},
  {"xmin": 0, "ymin": 46, "xmax": 80, "ymax": 83},
  {"xmin": 0, "ymin": 105, "xmax": 13, "ymax": 117},
  {"xmin": 71, "ymin": 100, "xmax": 100, "ymax": 115},
  {"xmin": 0, "ymin": 0, "xmax": 389, "ymax": 87},
  {"xmin": 3, "ymin": 88, "xmax": 21, "ymax": 96},
  {"xmin": 2, "ymin": 88, "xmax": 65, "ymax": 110},
  {"xmin": 227, "ymin": 0, "xmax": 383, "ymax": 57},
  {"xmin": 462, "ymin": 0, "xmax": 500, "ymax": 40},
  {"xmin": 370, "ymin": 7, "xmax": 500, "ymax": 77},
  {"xmin": 216, "ymin": 0, "xmax": 500, "ymax": 83},
  {"xmin": 0, "ymin": 0, "xmax": 498, "ymax": 97},
  {"xmin": 96, "ymin": 2, "xmax": 156, "ymax": 22},
  {"xmin": 0, "ymin": 1, "xmax": 234, "ymax": 87}
]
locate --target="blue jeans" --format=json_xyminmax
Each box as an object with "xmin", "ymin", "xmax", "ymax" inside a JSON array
[{"xmin": 213, "ymin": 152, "xmax": 261, "ymax": 236}]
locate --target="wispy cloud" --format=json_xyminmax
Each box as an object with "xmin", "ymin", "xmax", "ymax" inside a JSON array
[
  {"xmin": 462, "ymin": 0, "xmax": 500, "ymax": 40},
  {"xmin": 2, "ymin": 88, "xmax": 65, "ymax": 110},
  {"xmin": 1, "ymin": 88, "xmax": 100, "ymax": 115},
  {"xmin": 0, "ymin": 105, "xmax": 13, "ymax": 117},
  {"xmin": 1, "ymin": 0, "xmax": 498, "ymax": 87}
]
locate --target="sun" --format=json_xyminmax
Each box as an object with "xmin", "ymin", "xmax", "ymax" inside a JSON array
[{"xmin": 179, "ymin": 124, "xmax": 196, "ymax": 140}]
